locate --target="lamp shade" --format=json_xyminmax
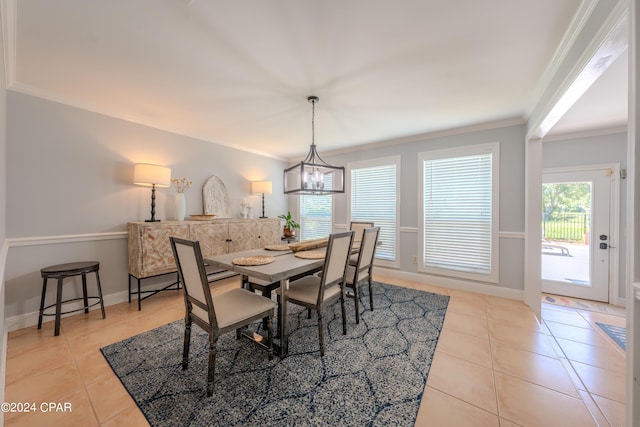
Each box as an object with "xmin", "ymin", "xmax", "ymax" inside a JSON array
[
  {"xmin": 251, "ymin": 181, "xmax": 272, "ymax": 194},
  {"xmin": 133, "ymin": 164, "xmax": 171, "ymax": 188}
]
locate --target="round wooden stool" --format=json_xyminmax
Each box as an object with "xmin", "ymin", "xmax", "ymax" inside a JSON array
[{"xmin": 38, "ymin": 261, "xmax": 106, "ymax": 336}]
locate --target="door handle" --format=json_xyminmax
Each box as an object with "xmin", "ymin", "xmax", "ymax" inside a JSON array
[{"xmin": 599, "ymin": 243, "xmax": 615, "ymax": 249}]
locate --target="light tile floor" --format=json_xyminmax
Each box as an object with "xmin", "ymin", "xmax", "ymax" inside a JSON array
[{"xmin": 3, "ymin": 274, "xmax": 626, "ymax": 426}]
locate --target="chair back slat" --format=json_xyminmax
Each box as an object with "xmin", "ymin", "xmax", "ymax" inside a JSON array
[
  {"xmin": 170, "ymin": 237, "xmax": 216, "ymax": 327},
  {"xmin": 321, "ymin": 231, "xmax": 355, "ymax": 290},
  {"xmin": 349, "ymin": 221, "xmax": 374, "ymax": 243}
]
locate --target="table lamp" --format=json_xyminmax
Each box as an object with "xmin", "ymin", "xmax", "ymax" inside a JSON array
[
  {"xmin": 134, "ymin": 163, "xmax": 171, "ymax": 222},
  {"xmin": 251, "ymin": 181, "xmax": 272, "ymax": 218}
]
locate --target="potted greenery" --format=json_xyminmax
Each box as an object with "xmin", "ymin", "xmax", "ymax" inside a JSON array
[{"xmin": 278, "ymin": 211, "xmax": 300, "ymax": 238}]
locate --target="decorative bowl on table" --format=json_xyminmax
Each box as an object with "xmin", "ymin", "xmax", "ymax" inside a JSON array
[{"xmin": 190, "ymin": 214, "xmax": 216, "ymax": 221}]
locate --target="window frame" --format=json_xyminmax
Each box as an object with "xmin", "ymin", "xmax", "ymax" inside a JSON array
[
  {"xmin": 418, "ymin": 142, "xmax": 500, "ymax": 283},
  {"xmin": 347, "ymin": 155, "xmax": 401, "ymax": 268}
]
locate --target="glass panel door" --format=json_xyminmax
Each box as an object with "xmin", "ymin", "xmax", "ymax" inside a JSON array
[{"xmin": 541, "ymin": 169, "xmax": 610, "ymax": 302}]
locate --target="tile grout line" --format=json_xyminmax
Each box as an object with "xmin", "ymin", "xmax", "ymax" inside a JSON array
[
  {"xmin": 423, "ymin": 379, "xmax": 501, "ymax": 420},
  {"xmin": 64, "ymin": 306, "xmax": 128, "ymax": 426},
  {"xmin": 540, "ymin": 314, "xmax": 611, "ymax": 427},
  {"xmin": 484, "ymin": 297, "xmax": 502, "ymax": 422}
]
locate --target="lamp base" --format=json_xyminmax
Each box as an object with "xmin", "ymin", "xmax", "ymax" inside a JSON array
[
  {"xmin": 259, "ymin": 216, "xmax": 267, "ymax": 219},
  {"xmin": 145, "ymin": 219, "xmax": 161, "ymax": 222}
]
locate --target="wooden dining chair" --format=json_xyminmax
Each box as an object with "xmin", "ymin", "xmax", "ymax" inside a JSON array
[
  {"xmin": 285, "ymin": 230, "xmax": 355, "ymax": 356},
  {"xmin": 350, "ymin": 221, "xmax": 375, "ymax": 243},
  {"xmin": 345, "ymin": 226, "xmax": 380, "ymax": 323},
  {"xmin": 170, "ymin": 237, "xmax": 276, "ymax": 397},
  {"xmin": 349, "ymin": 221, "xmax": 374, "ymax": 265}
]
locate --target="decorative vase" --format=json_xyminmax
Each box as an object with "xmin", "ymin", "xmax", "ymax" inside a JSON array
[
  {"xmin": 283, "ymin": 226, "xmax": 295, "ymax": 238},
  {"xmin": 175, "ymin": 193, "xmax": 186, "ymax": 221}
]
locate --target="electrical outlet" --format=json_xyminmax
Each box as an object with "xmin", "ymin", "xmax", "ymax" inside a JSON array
[{"xmin": 412, "ymin": 256, "xmax": 417, "ymax": 264}]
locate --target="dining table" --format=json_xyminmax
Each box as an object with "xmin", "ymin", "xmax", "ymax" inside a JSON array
[{"xmin": 205, "ymin": 247, "xmax": 326, "ymax": 357}]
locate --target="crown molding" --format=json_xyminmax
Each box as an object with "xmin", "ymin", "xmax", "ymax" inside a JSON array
[
  {"xmin": 295, "ymin": 116, "xmax": 526, "ymax": 161},
  {"xmin": 7, "ymin": 82, "xmax": 287, "ymax": 162}
]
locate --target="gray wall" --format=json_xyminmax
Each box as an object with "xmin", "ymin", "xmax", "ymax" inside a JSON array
[
  {"xmin": 543, "ymin": 131, "xmax": 628, "ymax": 299},
  {"xmin": 3, "ymin": 92, "xmax": 287, "ymax": 320},
  {"xmin": 6, "ymin": 92, "xmax": 287, "ymax": 236},
  {"xmin": 3, "ymin": 91, "xmax": 629, "ymax": 322},
  {"xmin": 316, "ymin": 124, "xmax": 527, "ymax": 292}
]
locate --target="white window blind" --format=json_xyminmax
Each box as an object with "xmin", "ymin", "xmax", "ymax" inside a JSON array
[
  {"xmin": 300, "ymin": 176, "xmax": 333, "ymax": 240},
  {"xmin": 420, "ymin": 144, "xmax": 498, "ymax": 281},
  {"xmin": 350, "ymin": 160, "xmax": 398, "ymax": 263}
]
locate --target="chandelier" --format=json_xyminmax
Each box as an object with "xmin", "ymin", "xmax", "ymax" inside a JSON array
[{"xmin": 283, "ymin": 96, "xmax": 345, "ymax": 195}]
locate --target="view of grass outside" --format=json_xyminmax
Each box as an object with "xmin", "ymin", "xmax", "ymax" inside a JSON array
[{"xmin": 542, "ymin": 182, "xmax": 591, "ymax": 243}]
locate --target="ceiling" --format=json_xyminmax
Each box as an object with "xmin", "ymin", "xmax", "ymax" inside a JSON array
[{"xmin": 9, "ymin": 0, "xmax": 628, "ymax": 159}]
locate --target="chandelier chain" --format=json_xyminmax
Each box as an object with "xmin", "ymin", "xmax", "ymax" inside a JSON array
[{"xmin": 311, "ymin": 97, "xmax": 316, "ymax": 147}]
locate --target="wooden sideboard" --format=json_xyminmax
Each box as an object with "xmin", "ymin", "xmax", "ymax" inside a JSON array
[{"xmin": 127, "ymin": 218, "xmax": 281, "ymax": 308}]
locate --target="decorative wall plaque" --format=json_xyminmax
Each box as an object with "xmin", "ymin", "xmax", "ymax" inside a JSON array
[{"xmin": 202, "ymin": 175, "xmax": 231, "ymax": 218}]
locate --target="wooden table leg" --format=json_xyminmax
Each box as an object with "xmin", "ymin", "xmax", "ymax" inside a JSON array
[{"xmin": 277, "ymin": 278, "xmax": 290, "ymax": 357}]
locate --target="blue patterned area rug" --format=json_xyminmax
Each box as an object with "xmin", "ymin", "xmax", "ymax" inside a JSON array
[
  {"xmin": 596, "ymin": 322, "xmax": 626, "ymax": 350},
  {"xmin": 101, "ymin": 282, "xmax": 449, "ymax": 426}
]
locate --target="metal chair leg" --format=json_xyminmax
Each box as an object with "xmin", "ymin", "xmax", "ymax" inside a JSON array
[
  {"xmin": 38, "ymin": 277, "xmax": 48, "ymax": 330},
  {"xmin": 81, "ymin": 274, "xmax": 89, "ymax": 314},
  {"xmin": 54, "ymin": 278, "xmax": 64, "ymax": 336},
  {"xmin": 94, "ymin": 269, "xmax": 106, "ymax": 319}
]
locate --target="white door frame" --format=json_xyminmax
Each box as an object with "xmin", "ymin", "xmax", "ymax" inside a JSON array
[
  {"xmin": 628, "ymin": 2, "xmax": 639, "ymax": 426},
  {"xmin": 542, "ymin": 163, "xmax": 620, "ymax": 305}
]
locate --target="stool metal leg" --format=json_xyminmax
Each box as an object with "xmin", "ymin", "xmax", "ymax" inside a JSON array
[
  {"xmin": 55, "ymin": 277, "xmax": 64, "ymax": 336},
  {"xmin": 95, "ymin": 270, "xmax": 106, "ymax": 319},
  {"xmin": 82, "ymin": 273, "xmax": 89, "ymax": 314},
  {"xmin": 38, "ymin": 277, "xmax": 48, "ymax": 330}
]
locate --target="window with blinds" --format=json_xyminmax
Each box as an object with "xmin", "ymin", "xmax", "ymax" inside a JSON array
[
  {"xmin": 419, "ymin": 143, "xmax": 499, "ymax": 282},
  {"xmin": 348, "ymin": 156, "xmax": 399, "ymax": 266},
  {"xmin": 299, "ymin": 176, "xmax": 333, "ymax": 240}
]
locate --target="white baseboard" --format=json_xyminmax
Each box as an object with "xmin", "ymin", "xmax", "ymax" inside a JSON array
[
  {"xmin": 375, "ymin": 267, "xmax": 524, "ymax": 300},
  {"xmin": 5, "ymin": 290, "xmax": 130, "ymax": 332}
]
